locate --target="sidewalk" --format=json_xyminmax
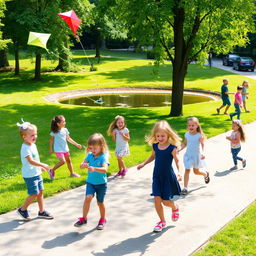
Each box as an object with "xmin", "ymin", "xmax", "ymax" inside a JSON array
[{"xmin": 0, "ymin": 122, "xmax": 256, "ymax": 256}]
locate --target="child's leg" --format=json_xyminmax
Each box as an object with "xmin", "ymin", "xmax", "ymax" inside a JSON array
[
  {"xmin": 154, "ymin": 196, "xmax": 165, "ymax": 222},
  {"xmin": 82, "ymin": 195, "xmax": 93, "ymax": 218},
  {"xmin": 224, "ymin": 104, "xmax": 230, "ymax": 114},
  {"xmin": 231, "ymin": 148, "xmax": 239, "ymax": 167},
  {"xmin": 21, "ymin": 194, "xmax": 37, "ymax": 210},
  {"xmin": 65, "ymin": 155, "xmax": 74, "ymax": 174},
  {"xmin": 37, "ymin": 190, "xmax": 44, "ymax": 212},
  {"xmin": 162, "ymin": 200, "xmax": 178, "ymax": 210},
  {"xmin": 243, "ymin": 100, "xmax": 247, "ymax": 112},
  {"xmin": 97, "ymin": 202, "xmax": 106, "ymax": 219},
  {"xmin": 193, "ymin": 168, "xmax": 207, "ymax": 177},
  {"xmin": 52, "ymin": 155, "xmax": 66, "ymax": 171},
  {"xmin": 183, "ymin": 169, "xmax": 190, "ymax": 188},
  {"xmin": 117, "ymin": 157, "xmax": 125, "ymax": 170}
]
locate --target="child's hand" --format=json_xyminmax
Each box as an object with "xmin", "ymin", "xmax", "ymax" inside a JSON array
[
  {"xmin": 226, "ymin": 136, "xmax": 230, "ymax": 140},
  {"xmin": 80, "ymin": 162, "xmax": 88, "ymax": 169},
  {"xmin": 177, "ymin": 173, "xmax": 182, "ymax": 181},
  {"xmin": 41, "ymin": 163, "xmax": 50, "ymax": 171},
  {"xmin": 119, "ymin": 131, "xmax": 124, "ymax": 136},
  {"xmin": 77, "ymin": 144, "xmax": 82, "ymax": 149},
  {"xmin": 201, "ymin": 154, "xmax": 205, "ymax": 160},
  {"xmin": 137, "ymin": 163, "xmax": 145, "ymax": 170},
  {"xmin": 88, "ymin": 166, "xmax": 95, "ymax": 172}
]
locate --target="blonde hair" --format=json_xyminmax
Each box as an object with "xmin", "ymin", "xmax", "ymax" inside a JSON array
[
  {"xmin": 223, "ymin": 78, "xmax": 229, "ymax": 83},
  {"xmin": 232, "ymin": 120, "xmax": 245, "ymax": 142},
  {"xmin": 107, "ymin": 115, "xmax": 126, "ymax": 136},
  {"xmin": 87, "ymin": 133, "xmax": 109, "ymax": 154},
  {"xmin": 146, "ymin": 120, "xmax": 181, "ymax": 146},
  {"xmin": 187, "ymin": 117, "xmax": 206, "ymax": 139},
  {"xmin": 19, "ymin": 124, "xmax": 37, "ymax": 138},
  {"xmin": 242, "ymin": 80, "xmax": 250, "ymax": 88}
]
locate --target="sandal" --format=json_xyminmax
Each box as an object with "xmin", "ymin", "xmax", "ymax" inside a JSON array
[
  {"xmin": 153, "ymin": 221, "xmax": 166, "ymax": 232},
  {"xmin": 172, "ymin": 207, "xmax": 179, "ymax": 222},
  {"xmin": 204, "ymin": 171, "xmax": 210, "ymax": 184}
]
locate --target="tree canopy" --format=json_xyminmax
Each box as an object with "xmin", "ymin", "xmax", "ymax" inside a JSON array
[{"xmin": 111, "ymin": 0, "xmax": 255, "ymax": 115}]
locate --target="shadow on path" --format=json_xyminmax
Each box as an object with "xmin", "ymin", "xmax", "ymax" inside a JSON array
[
  {"xmin": 214, "ymin": 168, "xmax": 243, "ymax": 177},
  {"xmin": 91, "ymin": 227, "xmax": 172, "ymax": 256},
  {"xmin": 42, "ymin": 228, "xmax": 96, "ymax": 249}
]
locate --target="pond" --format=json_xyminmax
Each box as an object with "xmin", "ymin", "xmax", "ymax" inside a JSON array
[{"xmin": 60, "ymin": 92, "xmax": 214, "ymax": 108}]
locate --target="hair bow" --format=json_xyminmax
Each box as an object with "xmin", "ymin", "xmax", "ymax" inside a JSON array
[{"xmin": 17, "ymin": 118, "xmax": 31, "ymax": 129}]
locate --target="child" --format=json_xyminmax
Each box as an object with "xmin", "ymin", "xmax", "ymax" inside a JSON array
[
  {"xmin": 216, "ymin": 78, "xmax": 233, "ymax": 115},
  {"xmin": 49, "ymin": 115, "xmax": 82, "ymax": 179},
  {"xmin": 226, "ymin": 119, "xmax": 246, "ymax": 170},
  {"xmin": 242, "ymin": 80, "xmax": 250, "ymax": 113},
  {"xmin": 74, "ymin": 133, "xmax": 109, "ymax": 230},
  {"xmin": 17, "ymin": 120, "xmax": 53, "ymax": 220},
  {"xmin": 107, "ymin": 115, "xmax": 130, "ymax": 177},
  {"xmin": 179, "ymin": 117, "xmax": 210, "ymax": 195},
  {"xmin": 137, "ymin": 120, "xmax": 182, "ymax": 233},
  {"xmin": 230, "ymin": 86, "xmax": 243, "ymax": 120}
]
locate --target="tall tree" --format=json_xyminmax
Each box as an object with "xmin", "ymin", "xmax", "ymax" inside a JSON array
[
  {"xmin": 0, "ymin": 0, "xmax": 11, "ymax": 52},
  {"xmin": 112, "ymin": 0, "xmax": 255, "ymax": 116}
]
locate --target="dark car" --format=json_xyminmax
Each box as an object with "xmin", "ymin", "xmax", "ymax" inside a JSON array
[
  {"xmin": 233, "ymin": 57, "xmax": 255, "ymax": 72},
  {"xmin": 222, "ymin": 54, "xmax": 240, "ymax": 66}
]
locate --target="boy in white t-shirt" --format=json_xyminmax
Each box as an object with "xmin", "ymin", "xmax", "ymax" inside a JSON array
[{"xmin": 17, "ymin": 121, "xmax": 53, "ymax": 220}]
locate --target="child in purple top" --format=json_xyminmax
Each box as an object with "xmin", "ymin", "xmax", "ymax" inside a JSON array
[{"xmin": 230, "ymin": 86, "xmax": 243, "ymax": 120}]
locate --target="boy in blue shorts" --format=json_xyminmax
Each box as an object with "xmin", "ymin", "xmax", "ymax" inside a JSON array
[
  {"xmin": 17, "ymin": 121, "xmax": 53, "ymax": 220},
  {"xmin": 216, "ymin": 78, "xmax": 234, "ymax": 115}
]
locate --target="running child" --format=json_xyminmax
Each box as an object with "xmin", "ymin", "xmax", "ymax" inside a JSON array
[
  {"xmin": 74, "ymin": 133, "xmax": 109, "ymax": 230},
  {"xmin": 107, "ymin": 115, "xmax": 130, "ymax": 177},
  {"xmin": 137, "ymin": 120, "xmax": 182, "ymax": 233},
  {"xmin": 226, "ymin": 119, "xmax": 246, "ymax": 170},
  {"xmin": 49, "ymin": 115, "xmax": 82, "ymax": 179},
  {"xmin": 230, "ymin": 85, "xmax": 243, "ymax": 120},
  {"xmin": 179, "ymin": 117, "xmax": 210, "ymax": 195},
  {"xmin": 216, "ymin": 78, "xmax": 233, "ymax": 115},
  {"xmin": 242, "ymin": 80, "xmax": 250, "ymax": 113},
  {"xmin": 17, "ymin": 120, "xmax": 53, "ymax": 220}
]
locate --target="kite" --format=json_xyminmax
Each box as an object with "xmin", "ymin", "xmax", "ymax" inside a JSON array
[
  {"xmin": 27, "ymin": 32, "xmax": 51, "ymax": 50},
  {"xmin": 58, "ymin": 10, "xmax": 81, "ymax": 37}
]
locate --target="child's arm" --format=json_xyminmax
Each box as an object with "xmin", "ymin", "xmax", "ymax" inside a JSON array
[
  {"xmin": 67, "ymin": 135, "xmax": 82, "ymax": 149},
  {"xmin": 26, "ymin": 155, "xmax": 49, "ymax": 171},
  {"xmin": 80, "ymin": 160, "xmax": 89, "ymax": 169},
  {"xmin": 119, "ymin": 131, "xmax": 130, "ymax": 142},
  {"xmin": 137, "ymin": 150, "xmax": 155, "ymax": 170},
  {"xmin": 172, "ymin": 148, "xmax": 182, "ymax": 181},
  {"xmin": 87, "ymin": 163, "xmax": 108, "ymax": 173},
  {"xmin": 49, "ymin": 136, "xmax": 54, "ymax": 154},
  {"xmin": 226, "ymin": 132, "xmax": 241, "ymax": 144},
  {"xmin": 178, "ymin": 138, "xmax": 187, "ymax": 152},
  {"xmin": 199, "ymin": 136, "xmax": 205, "ymax": 160}
]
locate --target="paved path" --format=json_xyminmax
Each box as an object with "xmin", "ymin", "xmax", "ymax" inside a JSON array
[{"xmin": 1, "ymin": 121, "xmax": 256, "ymax": 256}]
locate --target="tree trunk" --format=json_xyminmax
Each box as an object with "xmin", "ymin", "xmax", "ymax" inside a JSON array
[
  {"xmin": 95, "ymin": 28, "xmax": 102, "ymax": 58},
  {"xmin": 170, "ymin": 64, "xmax": 187, "ymax": 116},
  {"xmin": 34, "ymin": 53, "xmax": 41, "ymax": 80},
  {"xmin": 55, "ymin": 52, "xmax": 69, "ymax": 71},
  {"xmin": 0, "ymin": 49, "xmax": 9, "ymax": 68},
  {"xmin": 14, "ymin": 46, "xmax": 20, "ymax": 76}
]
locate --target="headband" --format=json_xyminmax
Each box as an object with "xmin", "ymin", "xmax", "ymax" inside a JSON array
[{"xmin": 17, "ymin": 118, "xmax": 31, "ymax": 130}]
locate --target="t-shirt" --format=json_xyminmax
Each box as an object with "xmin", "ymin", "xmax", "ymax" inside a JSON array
[
  {"xmin": 221, "ymin": 84, "xmax": 229, "ymax": 99},
  {"xmin": 114, "ymin": 127, "xmax": 129, "ymax": 150},
  {"xmin": 50, "ymin": 128, "xmax": 69, "ymax": 153},
  {"xmin": 20, "ymin": 143, "xmax": 42, "ymax": 178},
  {"xmin": 85, "ymin": 152, "xmax": 109, "ymax": 185},
  {"xmin": 234, "ymin": 92, "xmax": 242, "ymax": 105}
]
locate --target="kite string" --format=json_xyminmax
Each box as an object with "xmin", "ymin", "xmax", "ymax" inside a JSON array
[{"xmin": 77, "ymin": 36, "xmax": 92, "ymax": 67}]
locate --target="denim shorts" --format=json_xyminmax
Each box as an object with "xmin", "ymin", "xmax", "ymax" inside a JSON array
[
  {"xmin": 24, "ymin": 175, "xmax": 44, "ymax": 195},
  {"xmin": 86, "ymin": 182, "xmax": 107, "ymax": 203}
]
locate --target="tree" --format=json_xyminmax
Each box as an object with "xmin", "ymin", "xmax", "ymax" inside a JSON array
[
  {"xmin": 112, "ymin": 0, "xmax": 255, "ymax": 116},
  {"xmin": 0, "ymin": 0, "xmax": 11, "ymax": 51}
]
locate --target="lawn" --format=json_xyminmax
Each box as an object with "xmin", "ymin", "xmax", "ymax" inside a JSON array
[{"xmin": 0, "ymin": 50, "xmax": 255, "ymax": 216}]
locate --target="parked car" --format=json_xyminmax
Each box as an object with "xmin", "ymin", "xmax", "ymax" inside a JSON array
[
  {"xmin": 233, "ymin": 57, "xmax": 255, "ymax": 72},
  {"xmin": 222, "ymin": 54, "xmax": 240, "ymax": 66}
]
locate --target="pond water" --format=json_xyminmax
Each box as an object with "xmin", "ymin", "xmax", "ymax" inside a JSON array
[{"xmin": 60, "ymin": 93, "xmax": 213, "ymax": 108}]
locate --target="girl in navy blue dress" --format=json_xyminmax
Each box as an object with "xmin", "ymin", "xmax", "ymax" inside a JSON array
[{"xmin": 137, "ymin": 120, "xmax": 182, "ymax": 232}]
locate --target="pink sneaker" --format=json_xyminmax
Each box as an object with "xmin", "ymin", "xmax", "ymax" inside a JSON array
[
  {"xmin": 70, "ymin": 172, "xmax": 80, "ymax": 177},
  {"xmin": 172, "ymin": 207, "xmax": 179, "ymax": 222},
  {"xmin": 48, "ymin": 169, "xmax": 55, "ymax": 180},
  {"xmin": 97, "ymin": 218, "xmax": 106, "ymax": 230},
  {"xmin": 115, "ymin": 170, "xmax": 122, "ymax": 177},
  {"xmin": 121, "ymin": 168, "xmax": 128, "ymax": 177},
  {"xmin": 153, "ymin": 221, "xmax": 166, "ymax": 232}
]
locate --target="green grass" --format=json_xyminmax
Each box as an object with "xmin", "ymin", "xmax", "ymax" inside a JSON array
[
  {"xmin": 194, "ymin": 201, "xmax": 256, "ymax": 256},
  {"xmin": 0, "ymin": 50, "xmax": 255, "ymax": 215}
]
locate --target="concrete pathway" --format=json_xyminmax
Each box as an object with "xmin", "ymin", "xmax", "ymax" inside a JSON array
[{"xmin": 1, "ymin": 121, "xmax": 256, "ymax": 256}]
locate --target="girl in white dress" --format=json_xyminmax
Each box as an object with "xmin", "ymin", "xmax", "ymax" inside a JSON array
[
  {"xmin": 107, "ymin": 115, "xmax": 130, "ymax": 177},
  {"xmin": 179, "ymin": 117, "xmax": 210, "ymax": 195}
]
